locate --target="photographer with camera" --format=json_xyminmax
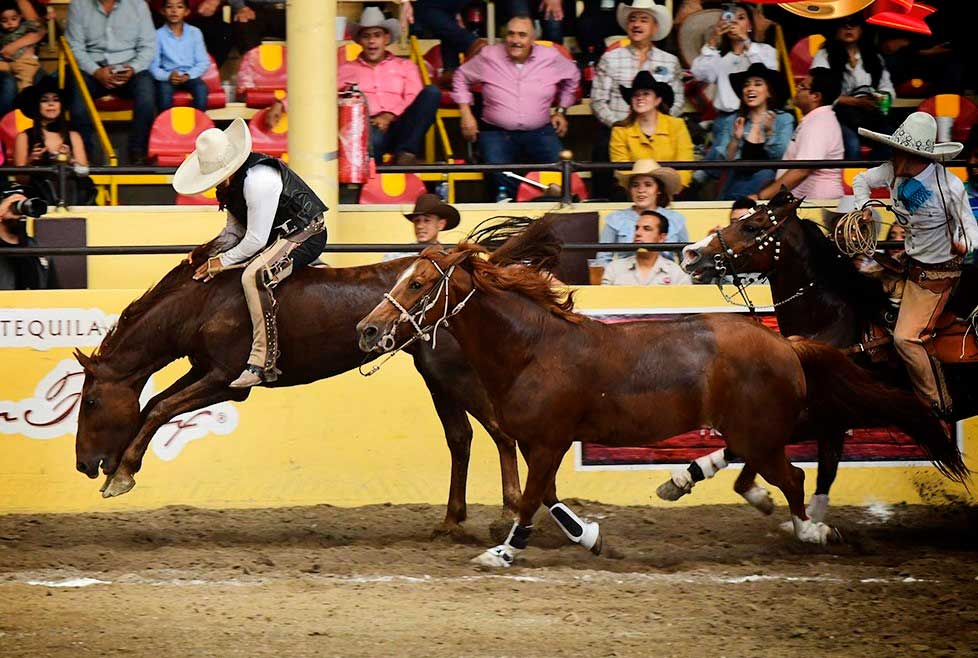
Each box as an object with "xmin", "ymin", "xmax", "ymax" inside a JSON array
[{"xmin": 0, "ymin": 184, "xmax": 51, "ymax": 290}]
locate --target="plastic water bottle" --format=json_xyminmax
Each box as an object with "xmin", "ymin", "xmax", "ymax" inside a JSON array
[
  {"xmin": 495, "ymin": 185, "xmax": 511, "ymax": 203},
  {"xmin": 435, "ymin": 173, "xmax": 449, "ymax": 201},
  {"xmin": 582, "ymin": 46, "xmax": 597, "ymax": 98}
]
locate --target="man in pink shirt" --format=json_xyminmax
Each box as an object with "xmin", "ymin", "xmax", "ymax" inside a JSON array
[
  {"xmin": 452, "ymin": 15, "xmax": 580, "ymax": 199},
  {"xmin": 756, "ymin": 68, "xmax": 845, "ymax": 201},
  {"xmin": 338, "ymin": 8, "xmax": 440, "ymax": 166}
]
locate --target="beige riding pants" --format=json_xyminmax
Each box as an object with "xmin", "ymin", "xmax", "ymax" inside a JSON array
[
  {"xmin": 0, "ymin": 57, "xmax": 41, "ymax": 91},
  {"xmin": 893, "ymin": 277, "xmax": 953, "ymax": 410},
  {"xmin": 241, "ymin": 237, "xmax": 298, "ymax": 379}
]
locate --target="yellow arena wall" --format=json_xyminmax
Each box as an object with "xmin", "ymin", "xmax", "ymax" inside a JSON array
[{"xmin": 1, "ymin": 284, "xmax": 974, "ymax": 515}]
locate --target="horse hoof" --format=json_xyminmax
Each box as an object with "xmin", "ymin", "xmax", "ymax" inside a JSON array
[
  {"xmin": 790, "ymin": 517, "xmax": 832, "ymax": 545},
  {"xmin": 743, "ymin": 485, "xmax": 775, "ymax": 516},
  {"xmin": 655, "ymin": 478, "xmax": 691, "ymax": 502},
  {"xmin": 101, "ymin": 472, "xmax": 135, "ymax": 498},
  {"xmin": 589, "ymin": 532, "xmax": 603, "ymax": 556},
  {"xmin": 471, "ymin": 545, "xmax": 514, "ymax": 568}
]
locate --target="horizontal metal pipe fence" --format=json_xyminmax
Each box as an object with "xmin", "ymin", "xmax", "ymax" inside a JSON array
[{"xmin": 0, "ymin": 159, "xmax": 966, "ymax": 207}]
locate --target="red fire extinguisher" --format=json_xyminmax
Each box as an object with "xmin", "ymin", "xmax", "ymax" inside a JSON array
[{"xmin": 338, "ymin": 84, "xmax": 371, "ymax": 184}]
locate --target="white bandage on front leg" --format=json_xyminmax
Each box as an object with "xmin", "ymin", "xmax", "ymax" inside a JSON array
[
  {"xmin": 694, "ymin": 448, "xmax": 729, "ymax": 479},
  {"xmin": 806, "ymin": 494, "xmax": 829, "ymax": 523},
  {"xmin": 549, "ymin": 503, "xmax": 600, "ymax": 551},
  {"xmin": 742, "ymin": 484, "xmax": 775, "ymax": 515}
]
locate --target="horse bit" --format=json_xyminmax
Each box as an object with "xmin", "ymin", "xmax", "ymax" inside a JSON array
[{"xmin": 359, "ymin": 258, "xmax": 476, "ymax": 376}]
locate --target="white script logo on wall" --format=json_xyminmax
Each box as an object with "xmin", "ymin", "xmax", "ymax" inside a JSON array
[
  {"xmin": 0, "ymin": 308, "xmax": 119, "ymax": 350},
  {"xmin": 0, "ymin": 359, "xmax": 238, "ymax": 460}
]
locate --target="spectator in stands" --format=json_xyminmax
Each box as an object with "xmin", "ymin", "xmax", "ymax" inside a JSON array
[
  {"xmin": 383, "ymin": 193, "xmax": 460, "ymax": 261},
  {"xmin": 452, "ymin": 15, "xmax": 579, "ymax": 200},
  {"xmin": 0, "ymin": 182, "xmax": 51, "ymax": 290},
  {"xmin": 229, "ymin": 0, "xmax": 284, "ymax": 54},
  {"xmin": 0, "ymin": 0, "xmax": 41, "ymax": 92},
  {"xmin": 714, "ymin": 63, "xmax": 794, "ymax": 200},
  {"xmin": 12, "ymin": 77, "xmax": 96, "ymax": 205},
  {"xmin": 575, "ymin": 0, "xmax": 627, "ymax": 62},
  {"xmin": 149, "ymin": 0, "xmax": 231, "ymax": 67},
  {"xmin": 403, "ymin": 1, "xmax": 486, "ymax": 82},
  {"xmin": 602, "ymin": 209, "xmax": 691, "ymax": 285},
  {"xmin": 598, "ymin": 158, "xmax": 687, "ymax": 264},
  {"xmin": 610, "ymin": 71, "xmax": 693, "ymax": 188},
  {"xmin": 498, "ymin": 0, "xmax": 574, "ymax": 46},
  {"xmin": 150, "ymin": 0, "xmax": 209, "ymax": 112},
  {"xmin": 811, "ymin": 15, "xmax": 894, "ymax": 160},
  {"xmin": 339, "ymin": 7, "xmax": 440, "ymax": 167},
  {"xmin": 590, "ymin": 0, "xmax": 681, "ymax": 197},
  {"xmin": 65, "ymin": 0, "xmax": 157, "ymax": 164},
  {"xmin": 754, "ymin": 67, "xmax": 843, "ymax": 202}
]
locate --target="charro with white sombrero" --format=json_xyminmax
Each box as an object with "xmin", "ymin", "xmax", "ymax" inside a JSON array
[
  {"xmin": 853, "ymin": 111, "xmax": 977, "ymax": 419},
  {"xmin": 174, "ymin": 118, "xmax": 329, "ymax": 388}
]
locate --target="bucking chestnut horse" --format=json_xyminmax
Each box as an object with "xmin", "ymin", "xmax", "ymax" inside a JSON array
[
  {"xmin": 73, "ymin": 218, "xmax": 556, "ymax": 533},
  {"xmin": 356, "ymin": 219, "xmax": 967, "ymax": 566}
]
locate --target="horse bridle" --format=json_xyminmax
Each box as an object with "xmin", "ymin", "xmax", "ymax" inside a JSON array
[{"xmin": 360, "ymin": 257, "xmax": 476, "ymax": 376}]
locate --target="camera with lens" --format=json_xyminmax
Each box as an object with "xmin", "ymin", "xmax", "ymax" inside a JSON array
[
  {"xmin": 12, "ymin": 197, "xmax": 48, "ymax": 218},
  {"xmin": 721, "ymin": 2, "xmax": 736, "ymax": 22}
]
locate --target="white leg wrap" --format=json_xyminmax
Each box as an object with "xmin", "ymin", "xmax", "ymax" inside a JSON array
[
  {"xmin": 742, "ymin": 485, "xmax": 775, "ymax": 515},
  {"xmin": 548, "ymin": 503, "xmax": 600, "ymax": 551},
  {"xmin": 694, "ymin": 448, "xmax": 729, "ymax": 479},
  {"xmin": 670, "ymin": 468, "xmax": 694, "ymax": 490},
  {"xmin": 791, "ymin": 515, "xmax": 831, "ymax": 545},
  {"xmin": 806, "ymin": 494, "xmax": 830, "ymax": 524}
]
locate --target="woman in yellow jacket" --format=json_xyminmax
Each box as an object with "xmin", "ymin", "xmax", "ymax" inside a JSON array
[{"xmin": 610, "ymin": 71, "xmax": 694, "ymax": 189}]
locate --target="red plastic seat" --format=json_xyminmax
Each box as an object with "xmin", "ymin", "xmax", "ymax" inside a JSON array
[
  {"xmin": 789, "ymin": 34, "xmax": 825, "ymax": 85},
  {"xmin": 148, "ymin": 107, "xmax": 214, "ymax": 166},
  {"xmin": 359, "ymin": 173, "xmax": 427, "ymax": 204},
  {"xmin": 176, "ymin": 188, "xmax": 219, "ymax": 205},
  {"xmin": 516, "ymin": 171, "xmax": 588, "ymax": 202},
  {"xmin": 95, "ymin": 56, "xmax": 226, "ymax": 114},
  {"xmin": 338, "ymin": 42, "xmax": 362, "ymax": 68},
  {"xmin": 917, "ymin": 94, "xmax": 978, "ymax": 143},
  {"xmin": 249, "ymin": 106, "xmax": 288, "ymax": 159},
  {"xmin": 237, "ymin": 43, "xmax": 287, "ymax": 108},
  {"xmin": 0, "ymin": 109, "xmax": 33, "ymax": 160},
  {"xmin": 422, "ymin": 44, "xmax": 457, "ymax": 108}
]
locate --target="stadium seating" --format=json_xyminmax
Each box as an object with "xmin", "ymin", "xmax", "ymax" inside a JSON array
[
  {"xmin": 94, "ymin": 57, "xmax": 226, "ymax": 117},
  {"xmin": 917, "ymin": 94, "xmax": 978, "ymax": 143},
  {"xmin": 516, "ymin": 171, "xmax": 589, "ymax": 202},
  {"xmin": 0, "ymin": 109, "xmax": 33, "ymax": 160},
  {"xmin": 237, "ymin": 43, "xmax": 287, "ymax": 108},
  {"xmin": 248, "ymin": 106, "xmax": 288, "ymax": 159},
  {"xmin": 841, "ymin": 168, "xmax": 889, "ymax": 199},
  {"xmin": 148, "ymin": 107, "xmax": 214, "ymax": 166},
  {"xmin": 788, "ymin": 35, "xmax": 825, "ymax": 85},
  {"xmin": 338, "ymin": 42, "xmax": 363, "ymax": 67},
  {"xmin": 359, "ymin": 173, "xmax": 427, "ymax": 204},
  {"xmin": 176, "ymin": 187, "xmax": 219, "ymax": 205}
]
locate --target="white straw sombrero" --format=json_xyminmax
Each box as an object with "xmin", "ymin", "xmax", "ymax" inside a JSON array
[
  {"xmin": 616, "ymin": 0, "xmax": 673, "ymax": 42},
  {"xmin": 173, "ymin": 118, "xmax": 252, "ymax": 195},
  {"xmin": 858, "ymin": 112, "xmax": 963, "ymax": 163}
]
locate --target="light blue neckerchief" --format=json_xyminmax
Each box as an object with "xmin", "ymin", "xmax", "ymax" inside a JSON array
[{"xmin": 897, "ymin": 176, "xmax": 932, "ymax": 214}]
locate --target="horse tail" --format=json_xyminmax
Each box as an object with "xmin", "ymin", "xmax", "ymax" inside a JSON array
[{"xmin": 789, "ymin": 337, "xmax": 970, "ymax": 484}]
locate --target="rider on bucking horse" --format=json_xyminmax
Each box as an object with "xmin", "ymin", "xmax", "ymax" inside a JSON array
[
  {"xmin": 173, "ymin": 118, "xmax": 328, "ymax": 389},
  {"xmin": 854, "ymin": 112, "xmax": 978, "ymax": 419}
]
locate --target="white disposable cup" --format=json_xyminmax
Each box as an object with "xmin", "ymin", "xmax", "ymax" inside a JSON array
[
  {"xmin": 336, "ymin": 16, "xmax": 348, "ymax": 41},
  {"xmin": 936, "ymin": 116, "xmax": 954, "ymax": 143}
]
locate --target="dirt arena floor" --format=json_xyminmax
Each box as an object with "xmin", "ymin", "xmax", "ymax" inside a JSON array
[{"xmin": 0, "ymin": 501, "xmax": 976, "ymax": 658}]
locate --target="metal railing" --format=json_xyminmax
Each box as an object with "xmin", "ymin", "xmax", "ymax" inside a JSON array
[{"xmin": 1, "ymin": 157, "xmax": 966, "ymax": 209}]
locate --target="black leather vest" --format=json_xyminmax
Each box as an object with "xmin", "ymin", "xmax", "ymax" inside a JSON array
[{"xmin": 219, "ymin": 153, "xmax": 328, "ymax": 245}]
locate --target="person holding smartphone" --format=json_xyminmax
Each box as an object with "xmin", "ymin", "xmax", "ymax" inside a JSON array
[{"xmin": 64, "ymin": 0, "xmax": 158, "ymax": 164}]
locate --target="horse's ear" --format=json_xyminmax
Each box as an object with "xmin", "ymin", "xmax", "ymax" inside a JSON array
[{"xmin": 73, "ymin": 348, "xmax": 95, "ymax": 374}]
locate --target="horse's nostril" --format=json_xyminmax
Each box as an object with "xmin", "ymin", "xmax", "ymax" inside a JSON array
[{"xmin": 364, "ymin": 325, "xmax": 378, "ymax": 339}]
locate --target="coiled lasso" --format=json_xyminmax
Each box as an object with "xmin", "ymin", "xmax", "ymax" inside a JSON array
[{"xmin": 831, "ymin": 201, "xmax": 889, "ymax": 257}]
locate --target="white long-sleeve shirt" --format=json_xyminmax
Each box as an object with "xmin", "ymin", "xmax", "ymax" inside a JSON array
[
  {"xmin": 219, "ymin": 164, "xmax": 284, "ymax": 266},
  {"xmin": 690, "ymin": 41, "xmax": 778, "ymax": 113},
  {"xmin": 809, "ymin": 49, "xmax": 894, "ymax": 97},
  {"xmin": 853, "ymin": 162, "xmax": 978, "ymax": 264}
]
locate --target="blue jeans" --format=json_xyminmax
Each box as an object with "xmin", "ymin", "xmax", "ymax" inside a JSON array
[
  {"xmin": 502, "ymin": 0, "xmax": 574, "ymax": 43},
  {"xmin": 0, "ymin": 71, "xmax": 17, "ymax": 118},
  {"xmin": 719, "ymin": 169, "xmax": 776, "ymax": 200},
  {"xmin": 69, "ymin": 70, "xmax": 157, "ymax": 161},
  {"xmin": 478, "ymin": 124, "xmax": 562, "ymax": 198},
  {"xmin": 371, "ymin": 85, "xmax": 441, "ymax": 159},
  {"xmin": 156, "ymin": 77, "xmax": 209, "ymax": 112},
  {"xmin": 413, "ymin": 0, "xmax": 476, "ymax": 71}
]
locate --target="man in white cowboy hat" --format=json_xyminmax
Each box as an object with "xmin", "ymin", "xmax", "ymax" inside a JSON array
[
  {"xmin": 338, "ymin": 6, "xmax": 440, "ymax": 166},
  {"xmin": 589, "ymin": 0, "xmax": 682, "ymax": 196},
  {"xmin": 853, "ymin": 111, "xmax": 978, "ymax": 417},
  {"xmin": 173, "ymin": 118, "xmax": 328, "ymax": 388}
]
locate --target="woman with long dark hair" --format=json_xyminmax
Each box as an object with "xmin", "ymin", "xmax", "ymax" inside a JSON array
[
  {"xmin": 810, "ymin": 13, "xmax": 894, "ymax": 159},
  {"xmin": 12, "ymin": 77, "xmax": 95, "ymax": 205}
]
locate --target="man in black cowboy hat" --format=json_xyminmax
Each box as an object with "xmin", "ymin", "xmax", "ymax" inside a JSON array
[{"xmin": 384, "ymin": 193, "xmax": 460, "ymax": 261}]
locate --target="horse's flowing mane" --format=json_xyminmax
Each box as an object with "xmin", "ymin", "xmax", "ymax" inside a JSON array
[
  {"xmin": 455, "ymin": 215, "xmax": 581, "ymax": 323},
  {"xmin": 94, "ymin": 261, "xmax": 195, "ymax": 361},
  {"xmin": 796, "ymin": 217, "xmax": 891, "ymax": 327}
]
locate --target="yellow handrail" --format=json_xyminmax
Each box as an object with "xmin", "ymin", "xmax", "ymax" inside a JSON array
[
  {"xmin": 774, "ymin": 24, "xmax": 802, "ymax": 123},
  {"xmin": 59, "ymin": 36, "xmax": 118, "ymax": 166}
]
